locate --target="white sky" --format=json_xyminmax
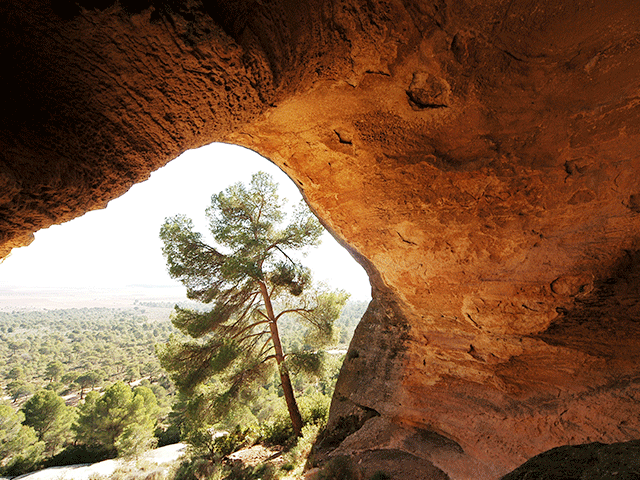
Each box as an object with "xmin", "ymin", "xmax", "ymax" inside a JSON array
[{"xmin": 0, "ymin": 143, "xmax": 371, "ymax": 302}]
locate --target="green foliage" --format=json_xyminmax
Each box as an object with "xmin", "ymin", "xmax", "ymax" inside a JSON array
[
  {"xmin": 157, "ymin": 336, "xmax": 243, "ymax": 395},
  {"xmin": 125, "ymin": 365, "xmax": 141, "ymax": 384},
  {"xmin": 0, "ymin": 403, "xmax": 45, "ymax": 476},
  {"xmin": 217, "ymin": 426, "xmax": 256, "ymax": 458},
  {"xmin": 0, "ymin": 307, "xmax": 176, "ymax": 394},
  {"xmin": 319, "ymin": 455, "xmax": 360, "ymax": 480},
  {"xmin": 174, "ymin": 458, "xmax": 278, "ymax": 480},
  {"xmin": 269, "ymin": 262, "xmax": 311, "ymax": 296},
  {"xmin": 299, "ymin": 391, "xmax": 331, "ymax": 426},
  {"xmin": 133, "ymin": 385, "xmax": 161, "ymax": 421},
  {"xmin": 74, "ymin": 381, "xmax": 160, "ymax": 456},
  {"xmin": 286, "ymin": 351, "xmax": 325, "ymax": 377},
  {"xmin": 259, "ymin": 407, "xmax": 294, "ymax": 446},
  {"xmin": 76, "ymin": 370, "xmax": 103, "ymax": 398},
  {"xmin": 7, "ymin": 365, "xmax": 25, "ymax": 381},
  {"xmin": 45, "ymin": 361, "xmax": 65, "ymax": 383},
  {"xmin": 279, "ymin": 299, "xmax": 367, "ymax": 355},
  {"xmin": 44, "ymin": 444, "xmax": 113, "ymax": 468},
  {"xmin": 280, "ymin": 423, "xmax": 322, "ymax": 476},
  {"xmin": 21, "ymin": 389, "xmax": 75, "ymax": 455},
  {"xmin": 185, "ymin": 424, "xmax": 255, "ymax": 463},
  {"xmin": 222, "ymin": 462, "xmax": 279, "ymax": 480},
  {"xmin": 6, "ymin": 380, "xmax": 33, "ymax": 403},
  {"xmin": 0, "ymin": 308, "xmax": 178, "ymax": 466},
  {"xmin": 159, "ymin": 171, "xmax": 348, "ymax": 440},
  {"xmin": 114, "ymin": 423, "xmax": 158, "ymax": 458}
]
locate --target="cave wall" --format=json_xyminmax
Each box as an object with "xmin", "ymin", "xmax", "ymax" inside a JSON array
[{"xmin": 2, "ymin": 1, "xmax": 640, "ymax": 478}]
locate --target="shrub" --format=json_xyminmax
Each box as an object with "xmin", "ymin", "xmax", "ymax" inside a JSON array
[
  {"xmin": 185, "ymin": 425, "xmax": 254, "ymax": 463},
  {"xmin": 223, "ymin": 463, "xmax": 278, "ymax": 480},
  {"xmin": 155, "ymin": 423, "xmax": 181, "ymax": 447},
  {"xmin": 215, "ymin": 425, "xmax": 255, "ymax": 458},
  {"xmin": 319, "ymin": 455, "xmax": 360, "ymax": 480},
  {"xmin": 280, "ymin": 423, "xmax": 321, "ymax": 475},
  {"xmin": 299, "ymin": 392, "xmax": 330, "ymax": 426},
  {"xmin": 115, "ymin": 423, "xmax": 158, "ymax": 458},
  {"xmin": 259, "ymin": 410, "xmax": 294, "ymax": 446},
  {"xmin": 173, "ymin": 458, "xmax": 220, "ymax": 480},
  {"xmin": 173, "ymin": 458, "xmax": 278, "ymax": 480}
]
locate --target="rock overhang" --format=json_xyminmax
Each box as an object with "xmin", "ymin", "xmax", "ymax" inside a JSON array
[{"xmin": 2, "ymin": 0, "xmax": 640, "ymax": 477}]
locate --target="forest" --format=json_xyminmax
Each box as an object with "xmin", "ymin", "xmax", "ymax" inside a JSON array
[
  {"xmin": 0, "ymin": 300, "xmax": 367, "ymax": 478},
  {"xmin": 1, "ymin": 172, "xmax": 373, "ymax": 480}
]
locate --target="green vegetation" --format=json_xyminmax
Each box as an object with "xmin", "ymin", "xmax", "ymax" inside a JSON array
[
  {"xmin": 158, "ymin": 172, "xmax": 348, "ymax": 439},
  {"xmin": 318, "ymin": 456, "xmax": 358, "ymax": 480},
  {"xmin": 0, "ymin": 382, "xmax": 163, "ymax": 476},
  {"xmin": 0, "ymin": 307, "xmax": 175, "ymax": 395},
  {"xmin": 0, "ymin": 174, "xmax": 370, "ymax": 479},
  {"xmin": 0, "ymin": 403, "xmax": 44, "ymax": 476},
  {"xmin": 74, "ymin": 382, "xmax": 159, "ymax": 457},
  {"xmin": 0, "ymin": 300, "xmax": 366, "ymax": 478},
  {"xmin": 0, "ymin": 308, "xmax": 173, "ymax": 476},
  {"xmin": 22, "ymin": 389, "xmax": 75, "ymax": 455}
]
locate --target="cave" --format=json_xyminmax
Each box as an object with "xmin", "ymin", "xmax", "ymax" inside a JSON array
[{"xmin": 2, "ymin": 0, "xmax": 640, "ymax": 478}]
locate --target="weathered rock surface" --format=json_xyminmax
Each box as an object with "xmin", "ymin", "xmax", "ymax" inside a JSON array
[{"xmin": 2, "ymin": 1, "xmax": 640, "ymax": 478}]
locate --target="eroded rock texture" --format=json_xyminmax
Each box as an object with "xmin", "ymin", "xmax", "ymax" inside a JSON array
[{"xmin": 2, "ymin": 1, "xmax": 640, "ymax": 478}]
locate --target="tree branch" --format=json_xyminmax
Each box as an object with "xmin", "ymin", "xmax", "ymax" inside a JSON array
[
  {"xmin": 258, "ymin": 336, "xmax": 274, "ymax": 357},
  {"xmin": 230, "ymin": 320, "xmax": 271, "ymax": 341},
  {"xmin": 275, "ymin": 307, "xmax": 313, "ymax": 322},
  {"xmin": 259, "ymin": 354, "xmax": 277, "ymax": 365},
  {"xmin": 274, "ymin": 245, "xmax": 296, "ymax": 265},
  {"xmin": 238, "ymin": 330, "xmax": 270, "ymax": 344},
  {"xmin": 197, "ymin": 241, "xmax": 225, "ymax": 258}
]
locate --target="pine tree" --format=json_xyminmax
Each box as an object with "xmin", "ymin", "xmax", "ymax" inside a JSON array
[
  {"xmin": 0, "ymin": 403, "xmax": 44, "ymax": 476},
  {"xmin": 21, "ymin": 389, "xmax": 75, "ymax": 455},
  {"xmin": 45, "ymin": 361, "xmax": 65, "ymax": 384},
  {"xmin": 157, "ymin": 171, "xmax": 348, "ymax": 437},
  {"xmin": 76, "ymin": 370, "xmax": 102, "ymax": 399},
  {"xmin": 74, "ymin": 382, "xmax": 159, "ymax": 455}
]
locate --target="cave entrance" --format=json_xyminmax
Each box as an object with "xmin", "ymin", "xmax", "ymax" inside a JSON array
[{"xmin": 0, "ymin": 142, "xmax": 370, "ymax": 308}]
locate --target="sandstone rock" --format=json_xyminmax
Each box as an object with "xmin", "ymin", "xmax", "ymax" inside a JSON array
[
  {"xmin": 550, "ymin": 273, "xmax": 593, "ymax": 297},
  {"xmin": 406, "ymin": 72, "xmax": 451, "ymax": 109},
  {"xmin": 2, "ymin": 1, "xmax": 640, "ymax": 478}
]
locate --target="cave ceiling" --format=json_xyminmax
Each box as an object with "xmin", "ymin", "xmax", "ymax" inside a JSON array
[{"xmin": 2, "ymin": 0, "xmax": 640, "ymax": 478}]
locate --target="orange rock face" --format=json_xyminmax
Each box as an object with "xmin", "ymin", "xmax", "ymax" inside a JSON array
[{"xmin": 2, "ymin": 1, "xmax": 640, "ymax": 477}]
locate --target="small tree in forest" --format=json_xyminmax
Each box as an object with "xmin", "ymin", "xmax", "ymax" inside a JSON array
[
  {"xmin": 76, "ymin": 370, "xmax": 102, "ymax": 399},
  {"xmin": 6, "ymin": 365, "xmax": 25, "ymax": 381},
  {"xmin": 0, "ymin": 403, "xmax": 44, "ymax": 476},
  {"xmin": 7, "ymin": 381, "xmax": 33, "ymax": 403},
  {"xmin": 21, "ymin": 390, "xmax": 75, "ymax": 455},
  {"xmin": 45, "ymin": 361, "xmax": 65, "ymax": 384},
  {"xmin": 74, "ymin": 382, "xmax": 159, "ymax": 455},
  {"xmin": 157, "ymin": 171, "xmax": 348, "ymax": 437}
]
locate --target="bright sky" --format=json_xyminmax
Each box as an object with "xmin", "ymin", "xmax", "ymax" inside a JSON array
[{"xmin": 0, "ymin": 144, "xmax": 371, "ymax": 301}]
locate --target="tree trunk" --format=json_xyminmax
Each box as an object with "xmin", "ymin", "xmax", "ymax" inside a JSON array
[{"xmin": 260, "ymin": 282, "xmax": 304, "ymax": 437}]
